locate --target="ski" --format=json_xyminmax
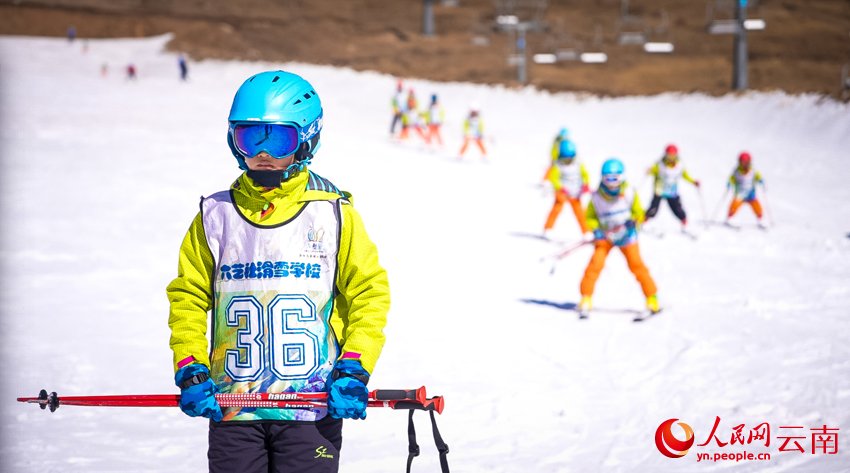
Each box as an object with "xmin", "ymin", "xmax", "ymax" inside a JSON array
[
  {"xmin": 633, "ymin": 307, "xmax": 663, "ymax": 322},
  {"xmin": 681, "ymin": 229, "xmax": 698, "ymax": 240},
  {"xmin": 641, "ymin": 227, "xmax": 665, "ymax": 239},
  {"xmin": 18, "ymin": 388, "xmax": 441, "ymax": 413}
]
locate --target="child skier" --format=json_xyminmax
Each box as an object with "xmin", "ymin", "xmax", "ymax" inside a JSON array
[
  {"xmin": 542, "ymin": 127, "xmax": 569, "ymax": 182},
  {"xmin": 644, "ymin": 144, "xmax": 700, "ymax": 230},
  {"xmin": 166, "ymin": 71, "xmax": 390, "ymax": 472},
  {"xmin": 178, "ymin": 54, "xmax": 188, "ymax": 81},
  {"xmin": 425, "ymin": 94, "xmax": 445, "ymax": 147},
  {"xmin": 399, "ymin": 88, "xmax": 427, "ymax": 142},
  {"xmin": 578, "ymin": 159, "xmax": 659, "ymax": 318},
  {"xmin": 726, "ymin": 151, "xmax": 766, "ymax": 227},
  {"xmin": 459, "ymin": 106, "xmax": 486, "ymax": 160},
  {"xmin": 390, "ymin": 80, "xmax": 405, "ymax": 136},
  {"xmin": 543, "ymin": 139, "xmax": 591, "ymax": 238},
  {"xmin": 551, "ymin": 127, "xmax": 568, "ymax": 161}
]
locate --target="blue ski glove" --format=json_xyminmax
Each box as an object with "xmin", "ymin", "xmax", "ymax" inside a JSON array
[
  {"xmin": 175, "ymin": 364, "xmax": 222, "ymax": 422},
  {"xmin": 327, "ymin": 359, "xmax": 370, "ymax": 420},
  {"xmin": 624, "ymin": 219, "xmax": 636, "ymax": 230},
  {"xmin": 593, "ymin": 229, "xmax": 606, "ymax": 241}
]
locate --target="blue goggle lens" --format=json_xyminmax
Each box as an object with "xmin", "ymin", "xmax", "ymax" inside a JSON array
[
  {"xmin": 233, "ymin": 124, "xmax": 300, "ymax": 159},
  {"xmin": 602, "ymin": 173, "xmax": 623, "ymax": 185}
]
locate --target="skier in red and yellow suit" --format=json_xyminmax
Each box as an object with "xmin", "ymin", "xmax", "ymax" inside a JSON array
[
  {"xmin": 727, "ymin": 151, "xmax": 766, "ymax": 226},
  {"xmin": 543, "ymin": 139, "xmax": 590, "ymax": 237},
  {"xmin": 578, "ymin": 159, "xmax": 659, "ymax": 315}
]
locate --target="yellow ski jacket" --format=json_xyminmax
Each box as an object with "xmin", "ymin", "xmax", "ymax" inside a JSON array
[
  {"xmin": 550, "ymin": 136, "xmax": 564, "ymax": 161},
  {"xmin": 584, "ymin": 183, "xmax": 646, "ymax": 231},
  {"xmin": 167, "ymin": 170, "xmax": 389, "ymax": 375},
  {"xmin": 547, "ymin": 160, "xmax": 590, "ymax": 193},
  {"xmin": 648, "ymin": 161, "xmax": 697, "ymax": 196}
]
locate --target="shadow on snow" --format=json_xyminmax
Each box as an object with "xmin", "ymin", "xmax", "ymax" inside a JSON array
[{"xmin": 520, "ymin": 299, "xmax": 645, "ymax": 316}]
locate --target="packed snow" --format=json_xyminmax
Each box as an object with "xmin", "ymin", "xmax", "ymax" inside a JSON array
[{"xmin": 1, "ymin": 34, "xmax": 849, "ymax": 472}]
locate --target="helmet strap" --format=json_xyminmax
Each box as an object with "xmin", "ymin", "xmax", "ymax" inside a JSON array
[{"xmin": 295, "ymin": 133, "xmax": 320, "ymax": 163}]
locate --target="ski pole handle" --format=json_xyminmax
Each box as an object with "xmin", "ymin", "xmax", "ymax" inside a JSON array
[
  {"xmin": 388, "ymin": 396, "xmax": 445, "ymax": 415},
  {"xmin": 372, "ymin": 387, "xmax": 427, "ymax": 403}
]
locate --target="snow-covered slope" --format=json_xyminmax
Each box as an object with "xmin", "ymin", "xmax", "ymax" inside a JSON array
[{"xmin": 1, "ymin": 35, "xmax": 849, "ymax": 472}]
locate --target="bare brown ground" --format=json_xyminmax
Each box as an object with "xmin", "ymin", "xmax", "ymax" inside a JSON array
[{"xmin": 1, "ymin": 0, "xmax": 849, "ymax": 97}]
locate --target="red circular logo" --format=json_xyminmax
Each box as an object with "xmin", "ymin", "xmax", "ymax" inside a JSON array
[{"xmin": 655, "ymin": 419, "xmax": 695, "ymax": 458}]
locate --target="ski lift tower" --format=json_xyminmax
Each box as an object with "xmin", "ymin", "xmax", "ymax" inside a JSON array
[
  {"xmin": 495, "ymin": 0, "xmax": 549, "ymax": 84},
  {"xmin": 423, "ymin": 0, "xmax": 435, "ymax": 36},
  {"xmin": 706, "ymin": 0, "xmax": 765, "ymax": 90}
]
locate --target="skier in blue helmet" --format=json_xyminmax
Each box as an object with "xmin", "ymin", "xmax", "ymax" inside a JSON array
[
  {"xmin": 578, "ymin": 158, "xmax": 660, "ymax": 319},
  {"xmin": 543, "ymin": 139, "xmax": 591, "ymax": 238},
  {"xmin": 168, "ymin": 70, "xmax": 390, "ymax": 472},
  {"xmin": 425, "ymin": 93, "xmax": 445, "ymax": 147},
  {"xmin": 227, "ymin": 70, "xmax": 324, "ymax": 178}
]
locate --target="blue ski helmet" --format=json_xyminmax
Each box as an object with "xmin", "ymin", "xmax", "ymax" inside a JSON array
[
  {"xmin": 227, "ymin": 71, "xmax": 323, "ymax": 172},
  {"xmin": 559, "ymin": 127, "xmax": 569, "ymax": 138},
  {"xmin": 558, "ymin": 139, "xmax": 577, "ymax": 158},
  {"xmin": 600, "ymin": 158, "xmax": 625, "ymax": 176},
  {"xmin": 431, "ymin": 94, "xmax": 438, "ymax": 103}
]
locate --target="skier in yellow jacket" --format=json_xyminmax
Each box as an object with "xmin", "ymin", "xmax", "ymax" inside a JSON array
[
  {"xmin": 542, "ymin": 127, "xmax": 569, "ymax": 182},
  {"xmin": 644, "ymin": 144, "xmax": 700, "ymax": 229},
  {"xmin": 459, "ymin": 105, "xmax": 486, "ymax": 160},
  {"xmin": 578, "ymin": 159, "xmax": 659, "ymax": 319},
  {"xmin": 543, "ymin": 139, "xmax": 591, "ymax": 238},
  {"xmin": 167, "ymin": 71, "xmax": 389, "ymax": 472}
]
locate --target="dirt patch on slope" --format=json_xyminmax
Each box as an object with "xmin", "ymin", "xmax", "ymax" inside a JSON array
[{"xmin": 2, "ymin": 0, "xmax": 849, "ymax": 97}]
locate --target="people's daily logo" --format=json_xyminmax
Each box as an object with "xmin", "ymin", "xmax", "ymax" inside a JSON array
[
  {"xmin": 654, "ymin": 416, "xmax": 839, "ymax": 463},
  {"xmin": 655, "ymin": 419, "xmax": 695, "ymax": 458}
]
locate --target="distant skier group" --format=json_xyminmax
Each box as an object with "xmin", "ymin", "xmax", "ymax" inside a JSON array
[
  {"xmin": 390, "ymin": 80, "xmax": 487, "ymax": 160},
  {"xmin": 542, "ymin": 131, "xmax": 768, "ymax": 319}
]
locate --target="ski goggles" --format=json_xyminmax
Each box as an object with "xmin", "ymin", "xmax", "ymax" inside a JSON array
[
  {"xmin": 230, "ymin": 114, "xmax": 323, "ymax": 159},
  {"xmin": 602, "ymin": 173, "xmax": 624, "ymax": 187}
]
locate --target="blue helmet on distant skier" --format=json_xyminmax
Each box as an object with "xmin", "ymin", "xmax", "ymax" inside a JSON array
[
  {"xmin": 558, "ymin": 139, "xmax": 577, "ymax": 159},
  {"xmin": 600, "ymin": 158, "xmax": 625, "ymax": 194},
  {"xmin": 559, "ymin": 127, "xmax": 569, "ymax": 138},
  {"xmin": 227, "ymin": 71, "xmax": 323, "ymax": 173}
]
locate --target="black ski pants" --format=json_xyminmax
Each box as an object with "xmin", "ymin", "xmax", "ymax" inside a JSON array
[
  {"xmin": 208, "ymin": 416, "xmax": 343, "ymax": 473},
  {"xmin": 646, "ymin": 195, "xmax": 687, "ymax": 222},
  {"xmin": 390, "ymin": 112, "xmax": 402, "ymax": 134}
]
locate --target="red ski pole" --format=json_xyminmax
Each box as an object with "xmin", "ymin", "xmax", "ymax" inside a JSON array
[
  {"xmin": 541, "ymin": 239, "xmax": 593, "ymax": 275},
  {"xmin": 18, "ymin": 388, "xmax": 442, "ymax": 414}
]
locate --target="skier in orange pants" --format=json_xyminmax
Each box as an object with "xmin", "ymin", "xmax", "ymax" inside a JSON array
[
  {"xmin": 578, "ymin": 158, "xmax": 659, "ymax": 318},
  {"xmin": 543, "ymin": 139, "xmax": 591, "ymax": 238},
  {"xmin": 399, "ymin": 88, "xmax": 428, "ymax": 142},
  {"xmin": 425, "ymin": 94, "xmax": 445, "ymax": 147},
  {"xmin": 726, "ymin": 151, "xmax": 766, "ymax": 228},
  {"xmin": 459, "ymin": 106, "xmax": 486, "ymax": 160}
]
